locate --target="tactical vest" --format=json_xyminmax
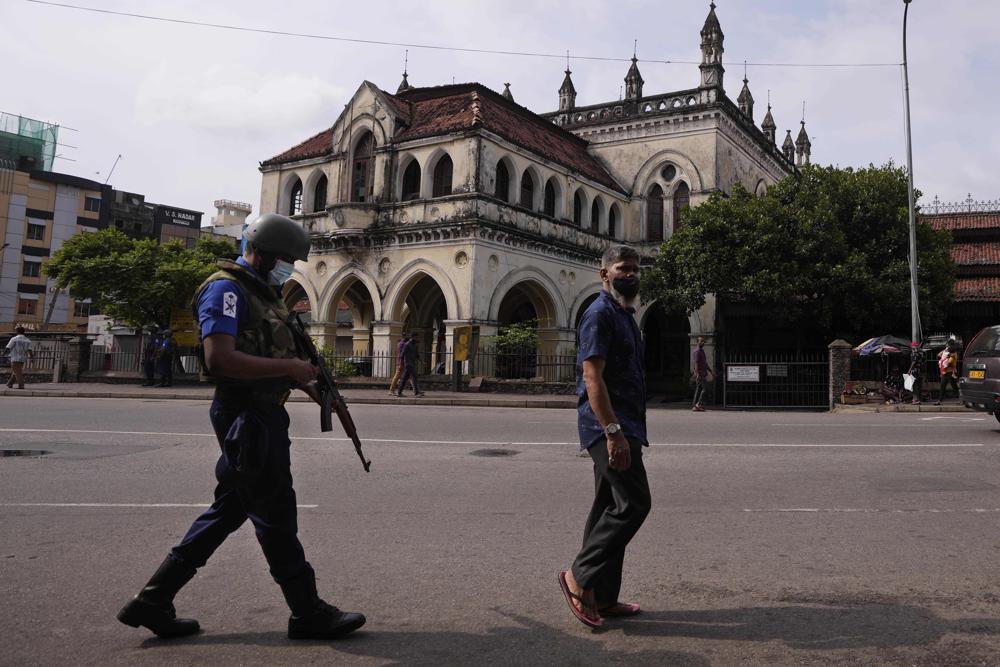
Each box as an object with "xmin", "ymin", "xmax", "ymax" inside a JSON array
[{"xmin": 193, "ymin": 259, "xmax": 304, "ymax": 400}]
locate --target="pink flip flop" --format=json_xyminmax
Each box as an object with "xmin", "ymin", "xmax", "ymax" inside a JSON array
[
  {"xmin": 599, "ymin": 601, "xmax": 641, "ymax": 617},
  {"xmin": 558, "ymin": 571, "xmax": 603, "ymax": 628}
]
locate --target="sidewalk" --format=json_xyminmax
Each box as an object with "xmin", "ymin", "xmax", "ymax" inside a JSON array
[
  {"xmin": 0, "ymin": 382, "xmax": 578, "ymax": 409},
  {"xmin": 833, "ymin": 400, "xmax": 975, "ymax": 413}
]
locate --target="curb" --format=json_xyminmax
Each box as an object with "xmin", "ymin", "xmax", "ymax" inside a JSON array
[
  {"xmin": 832, "ymin": 403, "xmax": 975, "ymax": 413},
  {"xmin": 0, "ymin": 388, "xmax": 577, "ymax": 409}
]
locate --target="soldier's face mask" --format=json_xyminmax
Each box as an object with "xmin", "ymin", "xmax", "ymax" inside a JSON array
[{"xmin": 268, "ymin": 259, "xmax": 295, "ymax": 286}]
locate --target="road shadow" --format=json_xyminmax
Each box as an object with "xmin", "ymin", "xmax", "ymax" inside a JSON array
[
  {"xmin": 621, "ymin": 603, "xmax": 1000, "ymax": 650},
  {"xmin": 138, "ymin": 611, "xmax": 708, "ymax": 665}
]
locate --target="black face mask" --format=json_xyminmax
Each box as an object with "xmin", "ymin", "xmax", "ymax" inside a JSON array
[{"xmin": 612, "ymin": 276, "xmax": 640, "ymax": 299}]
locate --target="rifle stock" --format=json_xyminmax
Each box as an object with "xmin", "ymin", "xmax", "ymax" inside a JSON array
[{"xmin": 292, "ymin": 314, "xmax": 371, "ymax": 473}]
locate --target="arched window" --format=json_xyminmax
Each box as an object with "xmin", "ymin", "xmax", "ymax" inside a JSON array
[
  {"xmin": 494, "ymin": 160, "xmax": 510, "ymax": 202},
  {"xmin": 646, "ymin": 184, "xmax": 664, "ymax": 242},
  {"xmin": 401, "ymin": 159, "xmax": 421, "ymax": 200},
  {"xmin": 672, "ymin": 182, "xmax": 690, "ymax": 232},
  {"xmin": 520, "ymin": 171, "xmax": 534, "ymax": 208},
  {"xmin": 608, "ymin": 206, "xmax": 618, "ymax": 238},
  {"xmin": 313, "ymin": 175, "xmax": 327, "ymax": 212},
  {"xmin": 543, "ymin": 180, "xmax": 556, "ymax": 217},
  {"xmin": 432, "ymin": 154, "xmax": 453, "ymax": 197},
  {"xmin": 351, "ymin": 132, "xmax": 376, "ymax": 203},
  {"xmin": 590, "ymin": 199, "xmax": 600, "ymax": 233},
  {"xmin": 573, "ymin": 191, "xmax": 584, "ymax": 226},
  {"xmin": 288, "ymin": 178, "xmax": 303, "ymax": 216}
]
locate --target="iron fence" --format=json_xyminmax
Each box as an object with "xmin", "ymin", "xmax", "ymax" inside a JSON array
[
  {"xmin": 927, "ymin": 194, "xmax": 1000, "ymax": 215},
  {"xmin": 89, "ymin": 347, "xmax": 142, "ymax": 373},
  {"xmin": 319, "ymin": 345, "xmax": 576, "ymax": 382},
  {"xmin": 723, "ymin": 350, "xmax": 828, "ymax": 408},
  {"xmin": 0, "ymin": 348, "xmax": 68, "ymax": 372}
]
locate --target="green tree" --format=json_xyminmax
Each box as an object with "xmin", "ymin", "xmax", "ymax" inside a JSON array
[
  {"xmin": 642, "ymin": 163, "xmax": 955, "ymax": 343},
  {"xmin": 45, "ymin": 229, "xmax": 238, "ymax": 328}
]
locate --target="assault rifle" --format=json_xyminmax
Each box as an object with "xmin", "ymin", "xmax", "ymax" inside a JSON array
[{"xmin": 290, "ymin": 313, "xmax": 371, "ymax": 473}]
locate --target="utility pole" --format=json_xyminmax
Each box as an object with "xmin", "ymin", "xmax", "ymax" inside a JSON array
[{"xmin": 902, "ymin": 0, "xmax": 921, "ymax": 345}]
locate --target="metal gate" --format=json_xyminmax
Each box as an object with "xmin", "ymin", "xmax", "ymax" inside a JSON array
[{"xmin": 723, "ymin": 351, "xmax": 828, "ymax": 409}]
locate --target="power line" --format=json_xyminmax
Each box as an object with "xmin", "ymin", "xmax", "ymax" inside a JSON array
[{"xmin": 25, "ymin": 0, "xmax": 901, "ymax": 69}]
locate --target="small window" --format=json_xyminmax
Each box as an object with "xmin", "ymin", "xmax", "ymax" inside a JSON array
[
  {"xmin": 313, "ymin": 175, "xmax": 328, "ymax": 212},
  {"xmin": 73, "ymin": 302, "xmax": 94, "ymax": 318},
  {"xmin": 84, "ymin": 196, "xmax": 101, "ymax": 212},
  {"xmin": 519, "ymin": 172, "xmax": 534, "ymax": 208},
  {"xmin": 647, "ymin": 184, "xmax": 664, "ymax": 242},
  {"xmin": 401, "ymin": 160, "xmax": 421, "ymax": 200},
  {"xmin": 494, "ymin": 161, "xmax": 510, "ymax": 202},
  {"xmin": 573, "ymin": 191, "xmax": 584, "ymax": 226},
  {"xmin": 22, "ymin": 260, "xmax": 42, "ymax": 278},
  {"xmin": 543, "ymin": 180, "xmax": 556, "ymax": 217},
  {"xmin": 289, "ymin": 179, "xmax": 303, "ymax": 216},
  {"xmin": 17, "ymin": 298, "xmax": 37, "ymax": 316},
  {"xmin": 608, "ymin": 207, "xmax": 617, "ymax": 238},
  {"xmin": 661, "ymin": 164, "xmax": 677, "ymax": 182},
  {"xmin": 590, "ymin": 200, "xmax": 600, "ymax": 233},
  {"xmin": 27, "ymin": 223, "xmax": 45, "ymax": 240},
  {"xmin": 432, "ymin": 155, "xmax": 453, "ymax": 198}
]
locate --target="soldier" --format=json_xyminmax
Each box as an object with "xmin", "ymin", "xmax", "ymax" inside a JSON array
[{"xmin": 117, "ymin": 213, "xmax": 365, "ymax": 640}]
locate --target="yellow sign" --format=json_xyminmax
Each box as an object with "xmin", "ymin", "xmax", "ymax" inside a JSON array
[
  {"xmin": 170, "ymin": 307, "xmax": 200, "ymax": 346},
  {"xmin": 453, "ymin": 325, "xmax": 474, "ymax": 362}
]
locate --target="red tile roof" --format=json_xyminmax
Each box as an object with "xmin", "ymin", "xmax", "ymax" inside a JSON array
[
  {"xmin": 924, "ymin": 212, "xmax": 1000, "ymax": 231},
  {"xmin": 955, "ymin": 277, "xmax": 1000, "ymax": 301},
  {"xmin": 261, "ymin": 127, "xmax": 334, "ymax": 167},
  {"xmin": 261, "ymin": 82, "xmax": 623, "ymax": 192},
  {"xmin": 951, "ymin": 242, "xmax": 1000, "ymax": 265}
]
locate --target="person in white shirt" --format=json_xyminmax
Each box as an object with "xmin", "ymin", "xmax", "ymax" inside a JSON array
[{"xmin": 5, "ymin": 326, "xmax": 34, "ymax": 389}]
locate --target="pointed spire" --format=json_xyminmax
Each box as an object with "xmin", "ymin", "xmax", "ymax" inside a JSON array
[
  {"xmin": 502, "ymin": 82, "xmax": 514, "ymax": 102},
  {"xmin": 737, "ymin": 62, "xmax": 754, "ymax": 120},
  {"xmin": 625, "ymin": 41, "xmax": 644, "ymax": 101},
  {"xmin": 396, "ymin": 50, "xmax": 412, "ymax": 93},
  {"xmin": 795, "ymin": 120, "xmax": 811, "ymax": 166},
  {"xmin": 761, "ymin": 94, "xmax": 776, "ymax": 144},
  {"xmin": 558, "ymin": 64, "xmax": 577, "ymax": 112},
  {"xmin": 782, "ymin": 129, "xmax": 795, "ymax": 162},
  {"xmin": 699, "ymin": 2, "xmax": 725, "ymax": 92}
]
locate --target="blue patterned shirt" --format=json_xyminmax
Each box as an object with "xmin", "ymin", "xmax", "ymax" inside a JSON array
[{"xmin": 576, "ymin": 290, "xmax": 647, "ymax": 450}]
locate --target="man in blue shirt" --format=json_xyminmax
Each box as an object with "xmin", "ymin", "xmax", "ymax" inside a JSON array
[{"xmin": 559, "ymin": 245, "xmax": 651, "ymax": 629}]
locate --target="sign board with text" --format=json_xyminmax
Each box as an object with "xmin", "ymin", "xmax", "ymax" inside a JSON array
[
  {"xmin": 453, "ymin": 325, "xmax": 474, "ymax": 362},
  {"xmin": 726, "ymin": 365, "xmax": 760, "ymax": 382},
  {"xmin": 170, "ymin": 307, "xmax": 200, "ymax": 346}
]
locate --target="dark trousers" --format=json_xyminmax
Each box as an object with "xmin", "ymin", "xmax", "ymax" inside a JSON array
[
  {"xmin": 397, "ymin": 364, "xmax": 420, "ymax": 395},
  {"xmin": 692, "ymin": 376, "xmax": 709, "ymax": 406},
  {"xmin": 143, "ymin": 359, "xmax": 156, "ymax": 384},
  {"xmin": 571, "ymin": 437, "xmax": 651, "ymax": 605},
  {"xmin": 939, "ymin": 373, "xmax": 959, "ymax": 400},
  {"xmin": 158, "ymin": 358, "xmax": 173, "ymax": 385},
  {"xmin": 170, "ymin": 399, "xmax": 311, "ymax": 584}
]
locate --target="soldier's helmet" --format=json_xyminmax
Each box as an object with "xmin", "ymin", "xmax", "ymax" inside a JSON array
[{"xmin": 243, "ymin": 213, "xmax": 310, "ymax": 262}]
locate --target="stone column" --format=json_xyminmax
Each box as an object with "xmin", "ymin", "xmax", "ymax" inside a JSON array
[
  {"xmin": 307, "ymin": 320, "xmax": 339, "ymax": 352},
  {"xmin": 350, "ymin": 328, "xmax": 370, "ymax": 355},
  {"xmin": 538, "ymin": 326, "xmax": 577, "ymax": 381},
  {"xmin": 828, "ymin": 339, "xmax": 853, "ymax": 410},
  {"xmin": 371, "ymin": 321, "xmax": 403, "ymax": 378},
  {"xmin": 64, "ymin": 336, "xmax": 92, "ymax": 383}
]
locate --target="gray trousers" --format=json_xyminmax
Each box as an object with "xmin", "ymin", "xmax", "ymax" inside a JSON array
[
  {"xmin": 571, "ymin": 438, "xmax": 651, "ymax": 606},
  {"xmin": 693, "ymin": 376, "xmax": 709, "ymax": 406}
]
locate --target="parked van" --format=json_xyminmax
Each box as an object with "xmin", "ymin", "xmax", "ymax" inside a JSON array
[{"xmin": 959, "ymin": 325, "xmax": 1000, "ymax": 422}]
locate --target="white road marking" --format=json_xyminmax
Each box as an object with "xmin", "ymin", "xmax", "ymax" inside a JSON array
[
  {"xmin": 0, "ymin": 502, "xmax": 318, "ymax": 508},
  {"xmin": 771, "ymin": 421, "xmax": 984, "ymax": 426},
  {"xmin": 0, "ymin": 428, "xmax": 985, "ymax": 448},
  {"xmin": 920, "ymin": 416, "xmax": 986, "ymax": 421},
  {"xmin": 744, "ymin": 508, "xmax": 1000, "ymax": 514}
]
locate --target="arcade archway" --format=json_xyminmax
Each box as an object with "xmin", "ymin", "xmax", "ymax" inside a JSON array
[{"xmin": 643, "ymin": 302, "xmax": 691, "ymax": 400}]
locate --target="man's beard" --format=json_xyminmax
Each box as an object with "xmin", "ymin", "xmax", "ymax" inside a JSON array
[{"xmin": 608, "ymin": 284, "xmax": 639, "ymax": 309}]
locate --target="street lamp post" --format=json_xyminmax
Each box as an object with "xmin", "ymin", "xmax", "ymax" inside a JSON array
[{"xmin": 902, "ymin": 0, "xmax": 921, "ymax": 345}]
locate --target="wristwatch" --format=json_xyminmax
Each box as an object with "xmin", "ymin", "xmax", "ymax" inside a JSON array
[{"xmin": 604, "ymin": 423, "xmax": 622, "ymax": 436}]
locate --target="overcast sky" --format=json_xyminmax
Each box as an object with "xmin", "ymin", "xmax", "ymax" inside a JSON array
[{"xmin": 3, "ymin": 0, "xmax": 997, "ymax": 219}]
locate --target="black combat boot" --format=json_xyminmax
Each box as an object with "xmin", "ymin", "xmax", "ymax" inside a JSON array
[
  {"xmin": 280, "ymin": 569, "xmax": 366, "ymax": 640},
  {"xmin": 117, "ymin": 555, "xmax": 200, "ymax": 638}
]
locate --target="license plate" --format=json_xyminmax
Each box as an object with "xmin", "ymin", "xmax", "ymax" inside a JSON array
[{"xmin": 970, "ymin": 370, "xmax": 986, "ymax": 379}]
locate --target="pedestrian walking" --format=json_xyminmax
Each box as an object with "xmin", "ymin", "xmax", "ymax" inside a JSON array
[
  {"xmin": 387, "ymin": 332, "xmax": 410, "ymax": 396},
  {"xmin": 117, "ymin": 213, "xmax": 365, "ymax": 641},
  {"xmin": 141, "ymin": 328, "xmax": 161, "ymax": 386},
  {"xmin": 559, "ymin": 244, "xmax": 650, "ymax": 629},
  {"xmin": 156, "ymin": 330, "xmax": 177, "ymax": 387},
  {"xmin": 396, "ymin": 333, "xmax": 424, "ymax": 397},
  {"xmin": 691, "ymin": 336, "xmax": 714, "ymax": 411},
  {"xmin": 4, "ymin": 326, "xmax": 34, "ymax": 389},
  {"xmin": 935, "ymin": 339, "xmax": 959, "ymax": 405}
]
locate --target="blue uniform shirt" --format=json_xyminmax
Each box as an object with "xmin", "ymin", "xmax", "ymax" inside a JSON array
[
  {"xmin": 576, "ymin": 290, "xmax": 647, "ymax": 450},
  {"xmin": 197, "ymin": 257, "xmax": 256, "ymax": 338}
]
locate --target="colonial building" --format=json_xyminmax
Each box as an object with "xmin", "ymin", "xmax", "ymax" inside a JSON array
[{"xmin": 258, "ymin": 3, "xmax": 809, "ymax": 392}]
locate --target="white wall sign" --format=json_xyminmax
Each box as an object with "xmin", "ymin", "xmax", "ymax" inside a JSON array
[{"xmin": 727, "ymin": 365, "xmax": 760, "ymax": 382}]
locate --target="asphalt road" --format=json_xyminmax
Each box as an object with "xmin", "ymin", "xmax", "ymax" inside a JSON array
[{"xmin": 2, "ymin": 397, "xmax": 1000, "ymax": 666}]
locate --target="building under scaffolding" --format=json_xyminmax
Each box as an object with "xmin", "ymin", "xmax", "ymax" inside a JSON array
[{"xmin": 0, "ymin": 112, "xmax": 59, "ymax": 172}]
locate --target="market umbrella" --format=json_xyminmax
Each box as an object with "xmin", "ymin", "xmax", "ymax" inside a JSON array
[{"xmin": 853, "ymin": 335, "xmax": 913, "ymax": 357}]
